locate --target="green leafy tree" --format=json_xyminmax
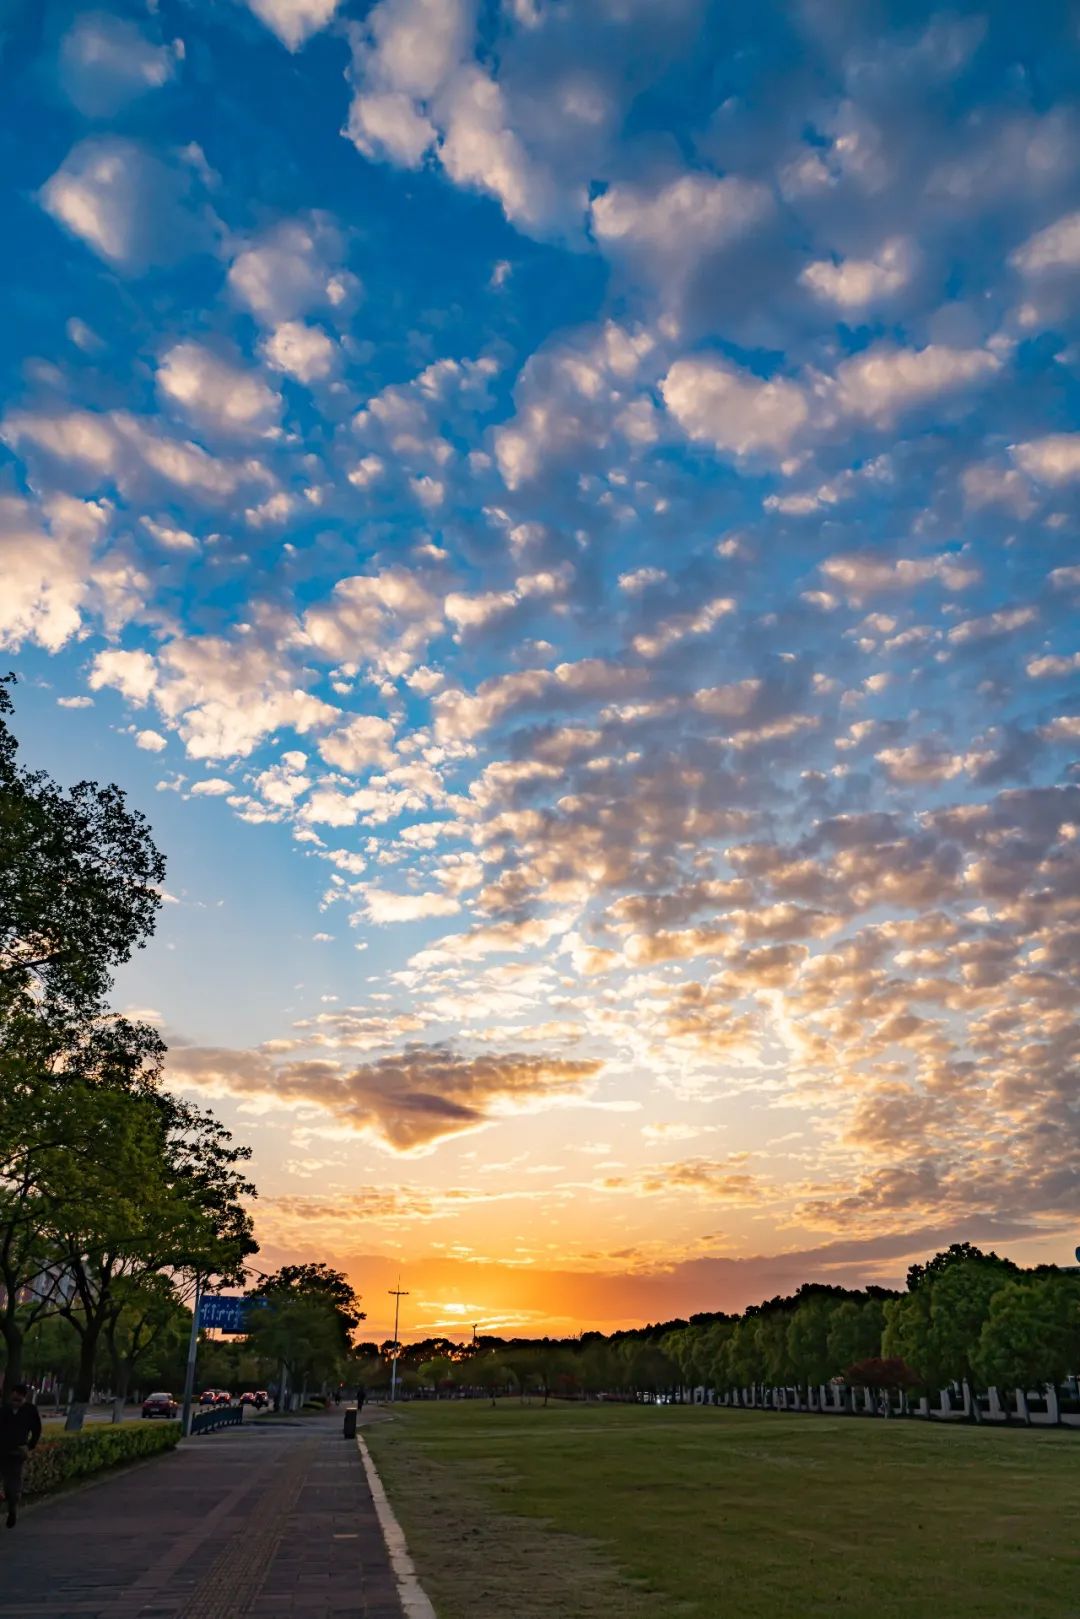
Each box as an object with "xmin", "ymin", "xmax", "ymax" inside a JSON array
[
  {"xmin": 973, "ymin": 1277, "xmax": 1080, "ymax": 1419},
  {"xmin": 0, "ymin": 675, "xmax": 165, "ymax": 1022},
  {"xmin": 50, "ymin": 1081, "xmax": 256, "ymax": 1428},
  {"xmin": 827, "ymin": 1300, "xmax": 885, "ymax": 1376},
  {"xmin": 246, "ymin": 1265, "xmax": 363, "ymax": 1403},
  {"xmin": 104, "ymin": 1275, "xmax": 188, "ymax": 1411},
  {"xmin": 755, "ymin": 1310, "xmax": 795, "ymax": 1388},
  {"xmin": 786, "ymin": 1298, "xmax": 835, "ymax": 1393},
  {"xmin": 927, "ymin": 1261, "xmax": 1012, "ymax": 1417}
]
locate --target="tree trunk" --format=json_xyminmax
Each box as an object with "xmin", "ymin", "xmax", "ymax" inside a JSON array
[
  {"xmin": 110, "ymin": 1359, "xmax": 131, "ymax": 1424},
  {"xmin": 0, "ymin": 1316, "xmax": 24, "ymax": 1389},
  {"xmin": 65, "ymin": 1327, "xmax": 101, "ymax": 1432}
]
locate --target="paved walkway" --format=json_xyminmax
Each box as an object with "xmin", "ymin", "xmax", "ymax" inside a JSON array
[{"xmin": 0, "ymin": 1413, "xmax": 404, "ymax": 1619}]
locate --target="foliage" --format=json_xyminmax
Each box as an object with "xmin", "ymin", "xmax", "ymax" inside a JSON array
[
  {"xmin": 0, "ymin": 686, "xmax": 256, "ymax": 1409},
  {"xmin": 23, "ymin": 1420, "xmax": 180, "ymax": 1499},
  {"xmin": 844, "ymin": 1357, "xmax": 920, "ymax": 1393},
  {"xmin": 973, "ymin": 1277, "xmax": 1080, "ymax": 1397},
  {"xmin": 0, "ymin": 674, "xmax": 165, "ymax": 1022},
  {"xmin": 245, "ymin": 1266, "xmax": 361, "ymax": 1392}
]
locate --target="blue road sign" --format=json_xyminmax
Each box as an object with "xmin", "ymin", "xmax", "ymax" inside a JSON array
[{"xmin": 199, "ymin": 1295, "xmax": 266, "ymax": 1334}]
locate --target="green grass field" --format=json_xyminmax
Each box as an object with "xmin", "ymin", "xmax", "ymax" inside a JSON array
[{"xmin": 365, "ymin": 1399, "xmax": 1080, "ymax": 1619}]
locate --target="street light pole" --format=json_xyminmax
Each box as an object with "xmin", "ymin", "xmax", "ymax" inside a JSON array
[
  {"xmin": 388, "ymin": 1282, "xmax": 409, "ymax": 1403},
  {"xmin": 180, "ymin": 1275, "xmax": 202, "ymax": 1437}
]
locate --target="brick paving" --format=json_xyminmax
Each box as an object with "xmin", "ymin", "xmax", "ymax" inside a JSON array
[{"xmin": 0, "ymin": 1412, "xmax": 404, "ymax": 1619}]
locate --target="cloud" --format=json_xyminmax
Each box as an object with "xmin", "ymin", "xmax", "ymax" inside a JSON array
[
  {"xmin": 832, "ymin": 344, "xmax": 1001, "ymax": 424},
  {"xmin": 799, "ymin": 237, "xmax": 913, "ymax": 309},
  {"xmin": 360, "ymin": 888, "xmax": 462, "ymax": 923},
  {"xmin": 317, "ymin": 714, "xmax": 397, "ymax": 773},
  {"xmin": 601, "ymin": 1157, "xmax": 763, "ymax": 1203},
  {"xmin": 0, "ymin": 493, "xmax": 110, "ymax": 653},
  {"xmin": 591, "ymin": 171, "xmax": 771, "ymax": 291},
  {"xmin": 1012, "ymin": 435, "xmax": 1080, "ymax": 485},
  {"xmin": 39, "ymin": 138, "xmax": 211, "ymax": 273},
  {"xmin": 661, "ymin": 355, "xmax": 807, "ymax": 458},
  {"xmin": 493, "ymin": 321, "xmax": 655, "ymax": 488},
  {"xmin": 3, "ymin": 408, "xmax": 271, "ymax": 503},
  {"xmin": 169, "ymin": 1042, "xmax": 603, "ymax": 1152},
  {"xmin": 135, "ymin": 729, "xmax": 168, "ymax": 752},
  {"xmin": 243, "ymin": 0, "xmax": 342, "ymax": 51},
  {"xmin": 228, "ymin": 215, "xmax": 355, "ymax": 325},
  {"xmin": 1011, "ymin": 210, "xmax": 1080, "ymax": 275},
  {"xmin": 345, "ymin": 0, "xmax": 573, "ymax": 233},
  {"xmin": 820, "ymin": 552, "xmax": 979, "ymax": 602},
  {"xmin": 59, "ymin": 12, "xmax": 181, "ymax": 116},
  {"xmin": 261, "ymin": 322, "xmax": 338, "ymax": 384},
  {"xmin": 157, "ymin": 344, "xmax": 282, "ymax": 439},
  {"xmin": 302, "ymin": 567, "xmax": 444, "ymax": 679}
]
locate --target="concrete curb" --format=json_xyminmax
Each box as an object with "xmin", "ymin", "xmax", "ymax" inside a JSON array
[{"xmin": 355, "ymin": 1433, "xmax": 437, "ymax": 1619}]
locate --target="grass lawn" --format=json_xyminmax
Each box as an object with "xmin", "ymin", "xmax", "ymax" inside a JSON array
[{"xmin": 365, "ymin": 1399, "xmax": 1080, "ymax": 1619}]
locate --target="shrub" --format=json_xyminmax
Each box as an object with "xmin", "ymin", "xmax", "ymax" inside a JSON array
[{"xmin": 23, "ymin": 1420, "xmax": 180, "ymax": 1501}]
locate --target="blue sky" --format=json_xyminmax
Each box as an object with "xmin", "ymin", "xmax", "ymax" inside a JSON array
[{"xmin": 4, "ymin": 0, "xmax": 1080, "ymax": 1337}]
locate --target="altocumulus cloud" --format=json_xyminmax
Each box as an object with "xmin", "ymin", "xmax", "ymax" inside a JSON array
[{"xmin": 167, "ymin": 1044, "xmax": 605, "ymax": 1153}]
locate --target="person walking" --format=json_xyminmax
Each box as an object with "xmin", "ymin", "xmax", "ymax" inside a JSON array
[{"xmin": 0, "ymin": 1385, "xmax": 42, "ymax": 1528}]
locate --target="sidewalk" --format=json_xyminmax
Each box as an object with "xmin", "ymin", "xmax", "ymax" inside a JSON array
[{"xmin": 0, "ymin": 1411, "xmax": 405, "ymax": 1618}]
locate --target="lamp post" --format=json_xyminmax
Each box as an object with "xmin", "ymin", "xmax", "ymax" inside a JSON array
[
  {"xmin": 388, "ymin": 1282, "xmax": 409, "ymax": 1403},
  {"xmin": 241, "ymin": 1262, "xmax": 284, "ymax": 1410},
  {"xmin": 180, "ymin": 1275, "xmax": 202, "ymax": 1438}
]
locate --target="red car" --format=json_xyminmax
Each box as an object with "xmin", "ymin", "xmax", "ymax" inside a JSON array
[
  {"xmin": 213, "ymin": 1390, "xmax": 232, "ymax": 1406},
  {"xmin": 142, "ymin": 1391, "xmax": 178, "ymax": 1419}
]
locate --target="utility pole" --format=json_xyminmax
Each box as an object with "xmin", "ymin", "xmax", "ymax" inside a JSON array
[
  {"xmin": 388, "ymin": 1281, "xmax": 409, "ymax": 1403},
  {"xmin": 180, "ymin": 1275, "xmax": 202, "ymax": 1437}
]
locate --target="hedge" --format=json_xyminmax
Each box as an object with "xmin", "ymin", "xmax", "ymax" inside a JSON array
[{"xmin": 23, "ymin": 1420, "xmax": 180, "ymax": 1500}]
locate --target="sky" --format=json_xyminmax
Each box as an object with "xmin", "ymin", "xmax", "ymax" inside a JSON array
[{"xmin": 3, "ymin": 0, "xmax": 1080, "ymax": 1344}]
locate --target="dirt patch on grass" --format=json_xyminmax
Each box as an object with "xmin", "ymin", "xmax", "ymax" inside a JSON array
[{"xmin": 367, "ymin": 1419, "xmax": 661, "ymax": 1619}]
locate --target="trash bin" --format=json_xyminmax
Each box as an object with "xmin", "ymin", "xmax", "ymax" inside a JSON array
[{"xmin": 343, "ymin": 1407, "xmax": 357, "ymax": 1439}]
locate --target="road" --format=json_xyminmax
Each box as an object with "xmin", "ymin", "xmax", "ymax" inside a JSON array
[{"xmin": 0, "ymin": 1410, "xmax": 404, "ymax": 1618}]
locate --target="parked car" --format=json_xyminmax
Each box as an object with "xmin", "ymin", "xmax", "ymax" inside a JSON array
[
  {"xmin": 142, "ymin": 1391, "xmax": 178, "ymax": 1419},
  {"xmin": 253, "ymin": 1390, "xmax": 269, "ymax": 1409}
]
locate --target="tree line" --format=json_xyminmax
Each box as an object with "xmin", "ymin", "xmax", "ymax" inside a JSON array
[{"xmin": 363, "ymin": 1243, "xmax": 1079, "ymax": 1419}]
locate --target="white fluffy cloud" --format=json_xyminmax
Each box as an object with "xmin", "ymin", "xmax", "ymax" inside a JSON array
[
  {"xmin": 0, "ymin": 494, "xmax": 109, "ymax": 653},
  {"xmin": 243, "ymin": 0, "xmax": 342, "ymax": 51},
  {"xmin": 228, "ymin": 216, "xmax": 355, "ymax": 326},
  {"xmin": 831, "ymin": 344, "xmax": 1001, "ymax": 424},
  {"xmin": 591, "ymin": 172, "xmax": 771, "ymax": 288},
  {"xmin": 360, "ymin": 888, "xmax": 461, "ymax": 923},
  {"xmin": 799, "ymin": 238, "xmax": 913, "ymax": 309},
  {"xmin": 157, "ymin": 344, "xmax": 282, "ymax": 439},
  {"xmin": 59, "ymin": 13, "xmax": 181, "ymax": 116},
  {"xmin": 345, "ymin": 0, "xmax": 571, "ymax": 233},
  {"xmin": 261, "ymin": 321, "xmax": 338, "ymax": 383},
  {"xmin": 1011, "ymin": 210, "xmax": 1080, "ymax": 276},
  {"xmin": 39, "ymin": 138, "xmax": 208, "ymax": 274},
  {"xmin": 1012, "ymin": 434, "xmax": 1080, "ymax": 485},
  {"xmin": 3, "ymin": 408, "xmax": 271, "ymax": 503},
  {"xmin": 318, "ymin": 714, "xmax": 397, "ymax": 772},
  {"xmin": 661, "ymin": 355, "xmax": 807, "ymax": 458}
]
